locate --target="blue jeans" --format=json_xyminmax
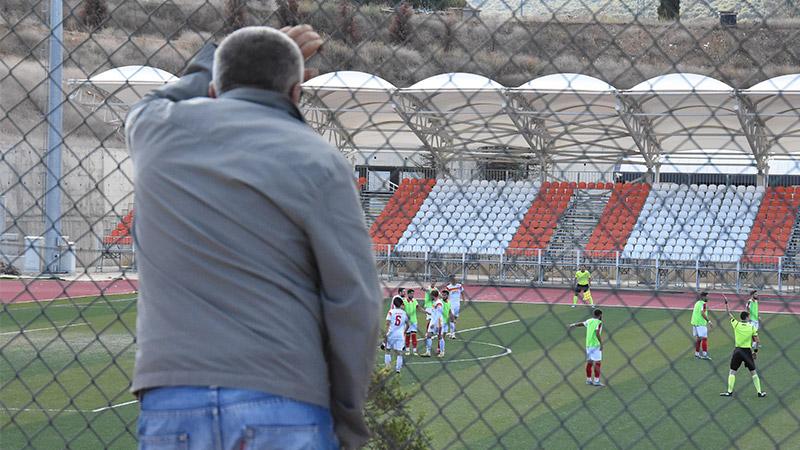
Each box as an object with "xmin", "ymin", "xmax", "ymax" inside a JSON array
[{"xmin": 137, "ymin": 386, "xmax": 339, "ymax": 450}]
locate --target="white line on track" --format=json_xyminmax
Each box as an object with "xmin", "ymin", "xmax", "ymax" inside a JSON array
[
  {"xmin": 455, "ymin": 319, "xmax": 521, "ymax": 334},
  {"xmin": 91, "ymin": 400, "xmax": 138, "ymax": 412},
  {"xmin": 0, "ymin": 323, "xmax": 88, "ymax": 336}
]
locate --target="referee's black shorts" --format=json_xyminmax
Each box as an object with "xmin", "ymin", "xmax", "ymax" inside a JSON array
[
  {"xmin": 730, "ymin": 347, "xmax": 756, "ymax": 371},
  {"xmin": 574, "ymin": 283, "xmax": 590, "ymax": 294}
]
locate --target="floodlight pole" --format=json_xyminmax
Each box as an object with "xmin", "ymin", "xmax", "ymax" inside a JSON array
[{"xmin": 44, "ymin": 0, "xmax": 64, "ymax": 273}]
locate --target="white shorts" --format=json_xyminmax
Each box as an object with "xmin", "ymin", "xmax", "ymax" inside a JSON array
[
  {"xmin": 386, "ymin": 337, "xmax": 405, "ymax": 352},
  {"xmin": 586, "ymin": 347, "xmax": 602, "ymax": 361},
  {"xmin": 442, "ymin": 322, "xmax": 449, "ymax": 333},
  {"xmin": 750, "ymin": 320, "xmax": 759, "ymax": 331},
  {"xmin": 692, "ymin": 326, "xmax": 708, "ymax": 338},
  {"xmin": 451, "ymin": 301, "xmax": 460, "ymax": 318},
  {"xmin": 428, "ymin": 323, "xmax": 442, "ymax": 336},
  {"xmin": 425, "ymin": 307, "xmax": 433, "ymax": 321},
  {"xmin": 406, "ymin": 322, "xmax": 418, "ymax": 333}
]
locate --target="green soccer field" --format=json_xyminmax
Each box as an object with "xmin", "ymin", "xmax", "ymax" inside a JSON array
[{"xmin": 2, "ymin": 296, "xmax": 799, "ymax": 449}]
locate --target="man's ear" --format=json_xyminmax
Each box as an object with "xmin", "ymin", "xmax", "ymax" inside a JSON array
[
  {"xmin": 208, "ymin": 82, "xmax": 217, "ymax": 98},
  {"xmin": 290, "ymin": 83, "xmax": 302, "ymax": 105}
]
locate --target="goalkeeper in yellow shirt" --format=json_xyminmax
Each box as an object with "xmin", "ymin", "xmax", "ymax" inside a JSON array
[{"xmin": 572, "ymin": 265, "xmax": 594, "ymax": 308}]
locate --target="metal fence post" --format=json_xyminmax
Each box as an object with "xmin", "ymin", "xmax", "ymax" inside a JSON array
[
  {"xmin": 736, "ymin": 261, "xmax": 741, "ymax": 293},
  {"xmin": 615, "ymin": 251, "xmax": 620, "ymax": 289},
  {"xmin": 695, "ymin": 258, "xmax": 700, "ymax": 292},
  {"xmin": 462, "ymin": 251, "xmax": 467, "ymax": 281},
  {"xmin": 386, "ymin": 244, "xmax": 391, "ymax": 279},
  {"xmin": 778, "ymin": 256, "xmax": 783, "ymax": 293},
  {"xmin": 43, "ymin": 0, "xmax": 65, "ymax": 273},
  {"xmin": 655, "ymin": 256, "xmax": 660, "ymax": 290},
  {"xmin": 537, "ymin": 248, "xmax": 543, "ymax": 285}
]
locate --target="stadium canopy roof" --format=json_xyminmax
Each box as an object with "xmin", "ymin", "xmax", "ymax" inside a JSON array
[
  {"xmin": 303, "ymin": 71, "xmax": 800, "ymax": 179},
  {"xmin": 70, "ymin": 65, "xmax": 178, "ymax": 105}
]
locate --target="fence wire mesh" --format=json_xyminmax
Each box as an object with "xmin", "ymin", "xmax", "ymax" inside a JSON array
[{"xmin": 2, "ymin": 0, "xmax": 800, "ymax": 448}]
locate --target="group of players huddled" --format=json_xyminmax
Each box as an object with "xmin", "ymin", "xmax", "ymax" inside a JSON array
[{"xmin": 382, "ymin": 275, "xmax": 467, "ymax": 373}]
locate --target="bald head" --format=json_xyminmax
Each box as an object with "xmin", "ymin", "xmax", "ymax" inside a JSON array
[{"xmin": 212, "ymin": 26, "xmax": 303, "ymax": 101}]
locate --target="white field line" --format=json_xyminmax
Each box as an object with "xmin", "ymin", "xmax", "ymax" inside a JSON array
[
  {"xmin": 455, "ymin": 319, "xmax": 521, "ymax": 334},
  {"xmin": 0, "ymin": 323, "xmax": 89, "ymax": 336},
  {"xmin": 91, "ymin": 400, "xmax": 138, "ymax": 412},
  {"xmin": 470, "ymin": 298, "xmax": 800, "ymax": 316},
  {"xmin": 406, "ymin": 340, "xmax": 512, "ymax": 365},
  {"xmin": 5, "ymin": 297, "xmax": 136, "ymax": 311},
  {"xmin": 3, "ymin": 407, "xmax": 85, "ymax": 413}
]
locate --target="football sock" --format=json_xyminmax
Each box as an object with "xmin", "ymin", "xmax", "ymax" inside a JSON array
[
  {"xmin": 701, "ymin": 339, "xmax": 708, "ymax": 353},
  {"xmin": 384, "ymin": 354, "xmax": 391, "ymax": 367},
  {"xmin": 695, "ymin": 341, "xmax": 701, "ymax": 352},
  {"xmin": 573, "ymin": 295, "xmax": 579, "ymax": 305},
  {"xmin": 405, "ymin": 334, "xmax": 410, "ymax": 348},
  {"xmin": 396, "ymin": 355, "xmax": 403, "ymax": 372},
  {"xmin": 439, "ymin": 338, "xmax": 445, "ymax": 353},
  {"xmin": 585, "ymin": 362, "xmax": 593, "ymax": 378},
  {"xmin": 728, "ymin": 374, "xmax": 736, "ymax": 393},
  {"xmin": 450, "ymin": 322, "xmax": 456, "ymax": 334},
  {"xmin": 752, "ymin": 374, "xmax": 762, "ymax": 393},
  {"xmin": 411, "ymin": 333, "xmax": 418, "ymax": 349},
  {"xmin": 594, "ymin": 362, "xmax": 601, "ymax": 379},
  {"xmin": 426, "ymin": 338, "xmax": 432, "ymax": 352}
]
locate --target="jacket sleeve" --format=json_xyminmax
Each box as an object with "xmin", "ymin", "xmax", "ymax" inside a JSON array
[
  {"xmin": 125, "ymin": 43, "xmax": 216, "ymax": 146},
  {"xmin": 306, "ymin": 158, "xmax": 381, "ymax": 449}
]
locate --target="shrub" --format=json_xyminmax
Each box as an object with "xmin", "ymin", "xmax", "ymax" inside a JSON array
[{"xmin": 365, "ymin": 368, "xmax": 431, "ymax": 450}]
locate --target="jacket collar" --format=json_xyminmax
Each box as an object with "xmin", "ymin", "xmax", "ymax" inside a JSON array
[{"xmin": 219, "ymin": 87, "xmax": 305, "ymax": 122}]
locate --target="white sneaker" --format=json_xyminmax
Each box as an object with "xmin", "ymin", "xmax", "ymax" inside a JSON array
[
  {"xmin": 571, "ymin": 304, "xmax": 576, "ymax": 308},
  {"xmin": 592, "ymin": 381, "xmax": 605, "ymax": 387},
  {"xmin": 421, "ymin": 351, "xmax": 431, "ymax": 357},
  {"xmin": 437, "ymin": 352, "xmax": 445, "ymax": 358},
  {"xmin": 404, "ymin": 350, "xmax": 411, "ymax": 356}
]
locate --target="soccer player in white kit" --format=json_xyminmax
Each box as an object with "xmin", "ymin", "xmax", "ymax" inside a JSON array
[
  {"xmin": 445, "ymin": 274, "xmax": 465, "ymax": 339},
  {"xmin": 384, "ymin": 296, "xmax": 409, "ymax": 373}
]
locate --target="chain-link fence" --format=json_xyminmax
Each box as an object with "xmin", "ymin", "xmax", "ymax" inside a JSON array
[{"xmin": 3, "ymin": 0, "xmax": 800, "ymax": 448}]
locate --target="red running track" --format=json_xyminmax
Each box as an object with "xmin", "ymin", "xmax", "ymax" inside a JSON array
[
  {"xmin": 383, "ymin": 285, "xmax": 800, "ymax": 315},
  {"xmin": 0, "ymin": 279, "xmax": 139, "ymax": 304}
]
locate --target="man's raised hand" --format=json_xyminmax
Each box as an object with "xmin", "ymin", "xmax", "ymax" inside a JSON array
[{"xmin": 281, "ymin": 25, "xmax": 323, "ymax": 81}]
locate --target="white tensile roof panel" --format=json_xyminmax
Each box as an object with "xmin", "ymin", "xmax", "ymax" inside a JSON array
[
  {"xmin": 301, "ymin": 70, "xmax": 800, "ymax": 171},
  {"xmin": 516, "ymin": 73, "xmax": 616, "ymax": 92},
  {"xmin": 303, "ymin": 71, "xmax": 396, "ymax": 90},
  {"xmin": 85, "ymin": 65, "xmax": 177, "ymax": 104}
]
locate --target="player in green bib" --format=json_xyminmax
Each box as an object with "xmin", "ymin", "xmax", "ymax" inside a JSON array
[
  {"xmin": 441, "ymin": 290, "xmax": 453, "ymax": 339},
  {"xmin": 423, "ymin": 282, "xmax": 437, "ymax": 335},
  {"xmin": 572, "ymin": 265, "xmax": 594, "ymax": 308},
  {"xmin": 404, "ymin": 289, "xmax": 422, "ymax": 356},
  {"xmin": 720, "ymin": 296, "xmax": 766, "ymax": 398},
  {"xmin": 568, "ymin": 309, "xmax": 604, "ymax": 387},
  {"xmin": 690, "ymin": 292, "xmax": 713, "ymax": 360}
]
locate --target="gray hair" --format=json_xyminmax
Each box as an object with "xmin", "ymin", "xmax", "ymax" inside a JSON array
[{"xmin": 213, "ymin": 26, "xmax": 303, "ymax": 96}]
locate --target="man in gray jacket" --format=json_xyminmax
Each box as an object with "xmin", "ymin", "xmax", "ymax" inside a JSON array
[{"xmin": 126, "ymin": 25, "xmax": 381, "ymax": 449}]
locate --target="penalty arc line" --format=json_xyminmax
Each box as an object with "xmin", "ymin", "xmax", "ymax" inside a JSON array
[{"xmin": 405, "ymin": 319, "xmax": 521, "ymax": 365}]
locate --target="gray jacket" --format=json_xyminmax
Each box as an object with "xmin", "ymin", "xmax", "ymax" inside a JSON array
[{"xmin": 126, "ymin": 44, "xmax": 381, "ymax": 449}]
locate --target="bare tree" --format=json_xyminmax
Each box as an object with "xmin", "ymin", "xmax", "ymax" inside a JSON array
[
  {"xmin": 79, "ymin": 0, "xmax": 108, "ymax": 30},
  {"xmin": 223, "ymin": 0, "xmax": 248, "ymax": 34},
  {"xmin": 338, "ymin": 0, "xmax": 360, "ymax": 44},
  {"xmin": 277, "ymin": 0, "xmax": 300, "ymax": 27},
  {"xmin": 658, "ymin": 0, "xmax": 680, "ymax": 20},
  {"xmin": 390, "ymin": 2, "xmax": 414, "ymax": 44}
]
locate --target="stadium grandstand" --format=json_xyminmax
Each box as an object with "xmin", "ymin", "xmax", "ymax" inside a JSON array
[{"xmin": 302, "ymin": 71, "xmax": 800, "ymax": 291}]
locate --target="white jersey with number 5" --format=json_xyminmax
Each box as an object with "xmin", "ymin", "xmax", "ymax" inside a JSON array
[{"xmin": 386, "ymin": 308, "xmax": 408, "ymax": 341}]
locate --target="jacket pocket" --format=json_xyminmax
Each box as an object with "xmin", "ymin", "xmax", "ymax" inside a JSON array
[
  {"xmin": 138, "ymin": 432, "xmax": 189, "ymax": 450},
  {"xmin": 240, "ymin": 425, "xmax": 325, "ymax": 450}
]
